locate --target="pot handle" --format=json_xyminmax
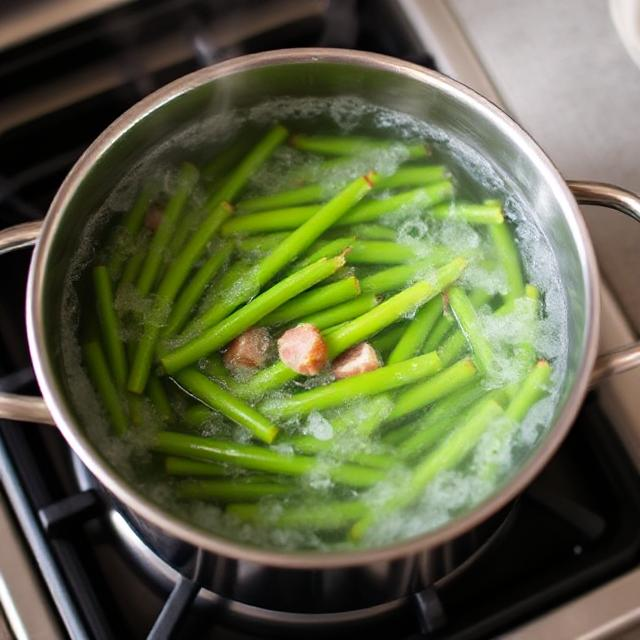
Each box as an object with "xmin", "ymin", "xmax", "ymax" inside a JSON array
[
  {"xmin": 567, "ymin": 181, "xmax": 640, "ymax": 386},
  {"xmin": 0, "ymin": 221, "xmax": 54, "ymax": 425}
]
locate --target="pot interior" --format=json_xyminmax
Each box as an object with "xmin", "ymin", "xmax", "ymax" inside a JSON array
[{"xmin": 31, "ymin": 50, "xmax": 597, "ymax": 562}]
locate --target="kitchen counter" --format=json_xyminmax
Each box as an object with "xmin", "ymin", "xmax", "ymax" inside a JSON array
[{"xmin": 448, "ymin": 0, "xmax": 640, "ymax": 334}]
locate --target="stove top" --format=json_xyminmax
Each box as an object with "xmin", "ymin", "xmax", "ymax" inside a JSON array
[{"xmin": 1, "ymin": 1, "xmax": 639, "ymax": 638}]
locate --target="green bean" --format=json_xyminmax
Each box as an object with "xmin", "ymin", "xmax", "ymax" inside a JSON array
[
  {"xmin": 340, "ymin": 182, "xmax": 453, "ymax": 225},
  {"xmin": 173, "ymin": 369, "xmax": 279, "ymax": 444},
  {"xmin": 376, "ymin": 165, "xmax": 448, "ymax": 190},
  {"xmin": 236, "ymin": 232, "xmax": 289, "ymax": 254},
  {"xmin": 220, "ymin": 205, "xmax": 319, "ymax": 236},
  {"xmin": 490, "ymin": 221, "xmax": 524, "ymax": 306},
  {"xmin": 212, "ymin": 124, "xmax": 289, "ymax": 204},
  {"xmin": 388, "ymin": 357, "xmax": 478, "ymax": 421},
  {"xmin": 162, "ymin": 255, "xmax": 345, "ymax": 373},
  {"xmin": 262, "ymin": 352, "xmax": 442, "ymax": 419},
  {"xmin": 201, "ymin": 134, "xmax": 259, "ymax": 182},
  {"xmin": 93, "ymin": 266, "xmax": 127, "ymax": 388},
  {"xmin": 422, "ymin": 289, "xmax": 491, "ymax": 355},
  {"xmin": 191, "ymin": 260, "xmax": 258, "ymax": 331},
  {"xmin": 329, "ymin": 393, "xmax": 395, "ymax": 437},
  {"xmin": 349, "ymin": 224, "xmax": 396, "ymax": 241},
  {"xmin": 83, "ymin": 341, "xmax": 128, "ymax": 436},
  {"xmin": 289, "ymin": 134, "xmax": 429, "ymax": 159},
  {"xmin": 388, "ymin": 296, "xmax": 442, "ymax": 364},
  {"xmin": 188, "ymin": 173, "xmax": 377, "ymax": 333},
  {"xmin": 260, "ymin": 276, "xmax": 360, "ymax": 327},
  {"xmin": 280, "ymin": 436, "xmax": 393, "ymax": 470},
  {"xmin": 153, "ymin": 432, "xmax": 384, "ymax": 488},
  {"xmin": 347, "ymin": 240, "xmax": 417, "ymax": 264},
  {"xmin": 350, "ymin": 397, "xmax": 503, "ymax": 540},
  {"xmin": 437, "ymin": 330, "xmax": 468, "ymax": 367},
  {"xmin": 162, "ymin": 242, "xmax": 233, "ymax": 337},
  {"xmin": 136, "ymin": 163, "xmax": 199, "ymax": 296},
  {"xmin": 396, "ymin": 384, "xmax": 488, "ymax": 459},
  {"xmin": 183, "ymin": 404, "xmax": 214, "ymax": 428},
  {"xmin": 108, "ymin": 185, "xmax": 154, "ymax": 279},
  {"xmin": 237, "ymin": 184, "xmax": 326, "ymax": 213},
  {"xmin": 369, "ymin": 324, "xmax": 406, "ymax": 356},
  {"xmin": 381, "ymin": 422, "xmax": 416, "ymax": 446},
  {"xmin": 478, "ymin": 360, "xmax": 551, "ymax": 488},
  {"xmin": 227, "ymin": 501, "xmax": 369, "ymax": 530},
  {"xmin": 421, "ymin": 307, "xmax": 455, "ymax": 353},
  {"xmin": 176, "ymin": 479, "xmax": 290, "ymax": 502},
  {"xmin": 117, "ymin": 233, "xmax": 149, "ymax": 289},
  {"xmin": 360, "ymin": 251, "xmax": 454, "ymax": 295},
  {"xmin": 235, "ymin": 165, "xmax": 448, "ymax": 214},
  {"xmin": 220, "ymin": 182, "xmax": 453, "ymax": 236},
  {"xmin": 518, "ymin": 284, "xmax": 540, "ymax": 367},
  {"xmin": 165, "ymin": 457, "xmax": 233, "ymax": 477},
  {"xmin": 326, "ymin": 258, "xmax": 467, "ymax": 356},
  {"xmin": 147, "ymin": 375, "xmax": 173, "ymax": 421},
  {"xmin": 505, "ymin": 359, "xmax": 551, "ymax": 422},
  {"xmin": 448, "ymin": 287, "xmax": 494, "ymax": 375},
  {"xmin": 296, "ymin": 294, "xmax": 380, "ymax": 330},
  {"xmin": 292, "ymin": 237, "xmax": 355, "ymax": 270},
  {"xmin": 429, "ymin": 200, "xmax": 504, "ymax": 225}
]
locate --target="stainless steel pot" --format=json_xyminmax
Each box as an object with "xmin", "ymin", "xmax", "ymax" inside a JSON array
[{"xmin": 1, "ymin": 49, "xmax": 639, "ymax": 615}]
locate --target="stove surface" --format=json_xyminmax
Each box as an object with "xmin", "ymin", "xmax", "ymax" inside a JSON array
[{"xmin": 1, "ymin": 1, "xmax": 639, "ymax": 638}]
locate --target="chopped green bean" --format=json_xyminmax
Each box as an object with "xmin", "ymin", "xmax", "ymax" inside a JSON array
[
  {"xmin": 237, "ymin": 184, "xmax": 326, "ymax": 213},
  {"xmin": 430, "ymin": 200, "xmax": 504, "ymax": 225},
  {"xmin": 388, "ymin": 357, "xmax": 478, "ymax": 421},
  {"xmin": 162, "ymin": 242, "xmax": 233, "ymax": 337},
  {"xmin": 388, "ymin": 296, "xmax": 442, "ymax": 364},
  {"xmin": 261, "ymin": 352, "xmax": 442, "ymax": 419},
  {"xmin": 83, "ymin": 341, "xmax": 128, "ymax": 436},
  {"xmin": 490, "ymin": 221, "xmax": 524, "ymax": 306},
  {"xmin": 176, "ymin": 479, "xmax": 290, "ymax": 502},
  {"xmin": 93, "ymin": 266, "xmax": 127, "ymax": 388},
  {"xmin": 448, "ymin": 287, "xmax": 494, "ymax": 375},
  {"xmin": 376, "ymin": 165, "xmax": 448, "ymax": 190},
  {"xmin": 108, "ymin": 185, "xmax": 154, "ymax": 279},
  {"xmin": 165, "ymin": 457, "xmax": 233, "ymax": 477},
  {"xmin": 296, "ymin": 293, "xmax": 380, "ymax": 330},
  {"xmin": 173, "ymin": 368, "xmax": 279, "ymax": 444},
  {"xmin": 136, "ymin": 163, "xmax": 199, "ymax": 296},
  {"xmin": 153, "ymin": 432, "xmax": 385, "ymax": 488},
  {"xmin": 261, "ymin": 276, "xmax": 360, "ymax": 326},
  {"xmin": 289, "ymin": 134, "xmax": 429, "ymax": 159}
]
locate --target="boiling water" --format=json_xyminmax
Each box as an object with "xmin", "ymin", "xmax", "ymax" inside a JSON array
[{"xmin": 60, "ymin": 96, "xmax": 568, "ymax": 551}]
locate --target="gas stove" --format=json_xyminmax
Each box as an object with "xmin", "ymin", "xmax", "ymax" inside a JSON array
[{"xmin": 1, "ymin": 1, "xmax": 639, "ymax": 638}]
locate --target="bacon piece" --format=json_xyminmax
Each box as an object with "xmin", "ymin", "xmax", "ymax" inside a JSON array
[
  {"xmin": 331, "ymin": 342, "xmax": 381, "ymax": 380},
  {"xmin": 277, "ymin": 323, "xmax": 328, "ymax": 376},
  {"xmin": 223, "ymin": 327, "xmax": 272, "ymax": 370},
  {"xmin": 144, "ymin": 204, "xmax": 164, "ymax": 231}
]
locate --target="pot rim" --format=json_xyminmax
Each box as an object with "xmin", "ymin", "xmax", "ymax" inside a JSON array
[{"xmin": 26, "ymin": 48, "xmax": 600, "ymax": 570}]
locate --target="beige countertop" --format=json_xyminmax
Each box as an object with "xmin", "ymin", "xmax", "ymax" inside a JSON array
[{"xmin": 449, "ymin": 0, "xmax": 640, "ymax": 334}]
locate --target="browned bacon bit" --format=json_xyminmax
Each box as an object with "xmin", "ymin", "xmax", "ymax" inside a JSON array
[
  {"xmin": 277, "ymin": 323, "xmax": 328, "ymax": 376},
  {"xmin": 223, "ymin": 327, "xmax": 272, "ymax": 371},
  {"xmin": 331, "ymin": 342, "xmax": 381, "ymax": 380},
  {"xmin": 144, "ymin": 204, "xmax": 165, "ymax": 231}
]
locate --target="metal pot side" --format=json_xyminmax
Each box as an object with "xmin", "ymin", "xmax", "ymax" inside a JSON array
[{"xmin": 25, "ymin": 49, "xmax": 598, "ymax": 607}]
